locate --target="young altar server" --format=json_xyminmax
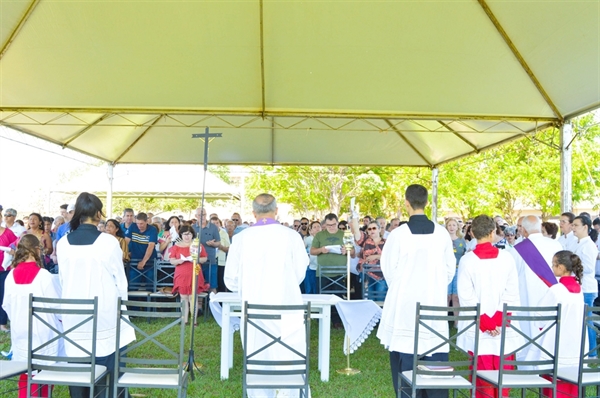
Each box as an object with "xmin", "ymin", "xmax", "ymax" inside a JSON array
[
  {"xmin": 527, "ymin": 250, "xmax": 586, "ymax": 398},
  {"xmin": 457, "ymin": 215, "xmax": 522, "ymax": 398},
  {"xmin": 3, "ymin": 234, "xmax": 63, "ymax": 398}
]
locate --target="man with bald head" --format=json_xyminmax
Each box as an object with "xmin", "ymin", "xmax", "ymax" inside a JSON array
[
  {"xmin": 510, "ymin": 215, "xmax": 562, "ymax": 361},
  {"xmin": 225, "ymin": 193, "xmax": 308, "ymax": 398}
]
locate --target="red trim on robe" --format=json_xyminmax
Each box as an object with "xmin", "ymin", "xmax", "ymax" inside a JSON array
[
  {"xmin": 558, "ymin": 276, "xmax": 581, "ymax": 293},
  {"xmin": 13, "ymin": 261, "xmax": 42, "ymax": 284},
  {"xmin": 480, "ymin": 311, "xmax": 511, "ymax": 333},
  {"xmin": 473, "ymin": 242, "xmax": 499, "ymax": 259}
]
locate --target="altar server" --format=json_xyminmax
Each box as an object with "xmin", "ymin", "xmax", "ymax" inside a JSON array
[
  {"xmin": 457, "ymin": 215, "xmax": 522, "ymax": 398},
  {"xmin": 3, "ymin": 234, "xmax": 63, "ymax": 397},
  {"xmin": 527, "ymin": 250, "xmax": 586, "ymax": 398},
  {"xmin": 225, "ymin": 193, "xmax": 308, "ymax": 398},
  {"xmin": 377, "ymin": 184, "xmax": 455, "ymax": 397},
  {"xmin": 57, "ymin": 192, "xmax": 135, "ymax": 398}
]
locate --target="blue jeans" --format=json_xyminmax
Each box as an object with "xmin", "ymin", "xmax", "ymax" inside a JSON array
[
  {"xmin": 304, "ymin": 268, "xmax": 317, "ymax": 294},
  {"xmin": 584, "ymin": 292, "xmax": 598, "ymax": 357},
  {"xmin": 202, "ymin": 263, "xmax": 218, "ymax": 289}
]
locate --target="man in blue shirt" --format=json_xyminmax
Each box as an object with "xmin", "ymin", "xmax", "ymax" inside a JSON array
[
  {"xmin": 193, "ymin": 207, "xmax": 220, "ymax": 292},
  {"xmin": 55, "ymin": 204, "xmax": 75, "ymax": 244},
  {"xmin": 120, "ymin": 208, "xmax": 135, "ymax": 235},
  {"xmin": 125, "ymin": 212, "xmax": 158, "ymax": 289}
]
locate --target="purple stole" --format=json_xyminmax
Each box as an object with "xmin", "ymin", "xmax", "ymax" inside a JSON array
[
  {"xmin": 252, "ymin": 217, "xmax": 279, "ymax": 227},
  {"xmin": 514, "ymin": 239, "xmax": 558, "ymax": 287}
]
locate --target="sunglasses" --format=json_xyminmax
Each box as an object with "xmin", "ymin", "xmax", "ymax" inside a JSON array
[
  {"xmin": 367, "ymin": 227, "xmax": 378, "ymax": 231},
  {"xmin": 338, "ymin": 227, "xmax": 347, "ymax": 230},
  {"xmin": 300, "ymin": 222, "xmax": 308, "ymax": 225},
  {"xmin": 232, "ymin": 218, "xmax": 239, "ymax": 221}
]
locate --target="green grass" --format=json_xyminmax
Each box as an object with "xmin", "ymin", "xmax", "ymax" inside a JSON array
[{"xmin": 1, "ymin": 318, "xmax": 599, "ymax": 397}]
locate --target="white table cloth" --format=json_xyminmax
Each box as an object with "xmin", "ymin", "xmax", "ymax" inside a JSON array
[{"xmin": 335, "ymin": 300, "xmax": 382, "ymax": 354}]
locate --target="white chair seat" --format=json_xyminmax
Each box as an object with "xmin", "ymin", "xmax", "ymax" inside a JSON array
[
  {"xmin": 0, "ymin": 361, "xmax": 28, "ymax": 379},
  {"xmin": 477, "ymin": 370, "xmax": 553, "ymax": 387},
  {"xmin": 33, "ymin": 364, "xmax": 107, "ymax": 384},
  {"xmin": 401, "ymin": 370, "xmax": 472, "ymax": 388},
  {"xmin": 127, "ymin": 291, "xmax": 151, "ymax": 297},
  {"xmin": 247, "ymin": 374, "xmax": 307, "ymax": 388},
  {"xmin": 556, "ymin": 366, "xmax": 600, "ymax": 385},
  {"xmin": 118, "ymin": 370, "xmax": 181, "ymax": 387}
]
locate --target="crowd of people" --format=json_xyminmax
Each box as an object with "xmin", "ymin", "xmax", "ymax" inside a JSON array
[{"xmin": 0, "ymin": 188, "xmax": 599, "ymax": 397}]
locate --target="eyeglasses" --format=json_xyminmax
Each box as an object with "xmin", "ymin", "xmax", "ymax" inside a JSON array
[
  {"xmin": 232, "ymin": 218, "xmax": 239, "ymax": 221},
  {"xmin": 338, "ymin": 227, "xmax": 347, "ymax": 230},
  {"xmin": 300, "ymin": 222, "xmax": 308, "ymax": 225},
  {"xmin": 367, "ymin": 227, "xmax": 378, "ymax": 231},
  {"xmin": 325, "ymin": 223, "xmax": 337, "ymax": 227}
]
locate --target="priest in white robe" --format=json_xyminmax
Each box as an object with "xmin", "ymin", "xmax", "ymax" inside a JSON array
[
  {"xmin": 225, "ymin": 193, "xmax": 309, "ymax": 398},
  {"xmin": 377, "ymin": 184, "xmax": 455, "ymax": 398}
]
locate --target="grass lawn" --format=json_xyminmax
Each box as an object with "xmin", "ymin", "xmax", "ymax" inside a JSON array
[{"xmin": 1, "ymin": 313, "xmax": 598, "ymax": 397}]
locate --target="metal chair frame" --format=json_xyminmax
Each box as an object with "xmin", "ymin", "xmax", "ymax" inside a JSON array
[
  {"xmin": 476, "ymin": 304, "xmax": 562, "ymax": 398},
  {"xmin": 242, "ymin": 301, "xmax": 311, "ymax": 398},
  {"xmin": 27, "ymin": 294, "xmax": 108, "ymax": 398},
  {"xmin": 556, "ymin": 304, "xmax": 600, "ymax": 397},
  {"xmin": 113, "ymin": 298, "xmax": 188, "ymax": 398},
  {"xmin": 361, "ymin": 263, "xmax": 387, "ymax": 303},
  {"xmin": 399, "ymin": 303, "xmax": 481, "ymax": 398},
  {"xmin": 318, "ymin": 264, "xmax": 347, "ymax": 296}
]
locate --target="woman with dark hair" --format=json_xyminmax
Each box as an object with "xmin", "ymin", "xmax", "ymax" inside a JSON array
[
  {"xmin": 158, "ymin": 215, "xmax": 182, "ymax": 260},
  {"xmin": 105, "ymin": 219, "xmax": 130, "ymax": 264},
  {"xmin": 168, "ymin": 225, "xmax": 208, "ymax": 325},
  {"xmin": 541, "ymin": 222, "xmax": 559, "ymax": 240},
  {"xmin": 572, "ymin": 215, "xmax": 599, "ymax": 358},
  {"xmin": 26, "ymin": 213, "xmax": 53, "ymax": 257},
  {"xmin": 57, "ymin": 192, "xmax": 135, "ymax": 397}
]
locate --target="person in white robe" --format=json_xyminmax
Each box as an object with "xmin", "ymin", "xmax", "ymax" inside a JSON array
[
  {"xmin": 3, "ymin": 234, "xmax": 64, "ymax": 398},
  {"xmin": 457, "ymin": 215, "xmax": 522, "ymax": 398},
  {"xmin": 377, "ymin": 184, "xmax": 455, "ymax": 398},
  {"xmin": 225, "ymin": 193, "xmax": 309, "ymax": 398},
  {"xmin": 558, "ymin": 212, "xmax": 578, "ymax": 252},
  {"xmin": 510, "ymin": 215, "xmax": 562, "ymax": 359},
  {"xmin": 526, "ymin": 250, "xmax": 586, "ymax": 398},
  {"xmin": 57, "ymin": 192, "xmax": 135, "ymax": 398}
]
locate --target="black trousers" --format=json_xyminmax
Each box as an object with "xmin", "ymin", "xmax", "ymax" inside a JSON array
[{"xmin": 390, "ymin": 351, "xmax": 449, "ymax": 398}]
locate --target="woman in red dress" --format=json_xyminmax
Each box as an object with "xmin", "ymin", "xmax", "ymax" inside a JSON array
[{"xmin": 168, "ymin": 225, "xmax": 208, "ymax": 325}]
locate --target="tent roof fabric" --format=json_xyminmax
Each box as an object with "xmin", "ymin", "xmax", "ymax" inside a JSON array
[
  {"xmin": 1, "ymin": 0, "xmax": 598, "ymax": 167},
  {"xmin": 53, "ymin": 165, "xmax": 239, "ymax": 201}
]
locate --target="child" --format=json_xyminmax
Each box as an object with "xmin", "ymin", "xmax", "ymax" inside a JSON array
[
  {"xmin": 457, "ymin": 215, "xmax": 522, "ymax": 398},
  {"xmin": 528, "ymin": 250, "xmax": 586, "ymax": 398},
  {"xmin": 3, "ymin": 234, "xmax": 63, "ymax": 398}
]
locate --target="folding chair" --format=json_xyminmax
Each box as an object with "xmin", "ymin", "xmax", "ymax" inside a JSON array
[
  {"xmin": 476, "ymin": 304, "xmax": 561, "ymax": 397},
  {"xmin": 149, "ymin": 260, "xmax": 179, "ymax": 302},
  {"xmin": 27, "ymin": 294, "xmax": 109, "ymax": 398},
  {"xmin": 318, "ymin": 264, "xmax": 347, "ymax": 296},
  {"xmin": 361, "ymin": 263, "xmax": 387, "ymax": 303},
  {"xmin": 556, "ymin": 304, "xmax": 600, "ymax": 397},
  {"xmin": 399, "ymin": 303, "xmax": 481, "ymax": 398},
  {"xmin": 242, "ymin": 301, "xmax": 311, "ymax": 398},
  {"xmin": 113, "ymin": 298, "xmax": 188, "ymax": 398}
]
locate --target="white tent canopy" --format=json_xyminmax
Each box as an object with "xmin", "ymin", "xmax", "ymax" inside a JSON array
[
  {"xmin": 0, "ymin": 1, "xmax": 598, "ymax": 167},
  {"xmin": 53, "ymin": 165, "xmax": 239, "ymax": 201}
]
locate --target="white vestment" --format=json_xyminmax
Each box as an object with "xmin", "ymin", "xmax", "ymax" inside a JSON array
[
  {"xmin": 3, "ymin": 266, "xmax": 64, "ymax": 363},
  {"xmin": 558, "ymin": 231, "xmax": 578, "ymax": 252},
  {"xmin": 377, "ymin": 222, "xmax": 455, "ymax": 354},
  {"xmin": 574, "ymin": 236, "xmax": 599, "ymax": 294},
  {"xmin": 225, "ymin": 222, "xmax": 309, "ymax": 398},
  {"xmin": 510, "ymin": 233, "xmax": 562, "ymax": 361},
  {"xmin": 457, "ymin": 250, "xmax": 523, "ymax": 355},
  {"xmin": 57, "ymin": 231, "xmax": 135, "ymax": 358},
  {"xmin": 526, "ymin": 279, "xmax": 586, "ymax": 369}
]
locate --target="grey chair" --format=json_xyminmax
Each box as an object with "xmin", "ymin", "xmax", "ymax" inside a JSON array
[
  {"xmin": 27, "ymin": 294, "xmax": 109, "ymax": 398},
  {"xmin": 361, "ymin": 263, "xmax": 387, "ymax": 303},
  {"xmin": 399, "ymin": 303, "xmax": 481, "ymax": 398},
  {"xmin": 476, "ymin": 304, "xmax": 562, "ymax": 397},
  {"xmin": 149, "ymin": 260, "xmax": 179, "ymax": 302},
  {"xmin": 318, "ymin": 264, "xmax": 347, "ymax": 296},
  {"xmin": 242, "ymin": 301, "xmax": 311, "ymax": 398},
  {"xmin": 555, "ymin": 304, "xmax": 600, "ymax": 396},
  {"xmin": 113, "ymin": 298, "xmax": 188, "ymax": 398}
]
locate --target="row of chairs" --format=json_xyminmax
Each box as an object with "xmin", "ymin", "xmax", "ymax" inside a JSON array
[
  {"xmin": 1, "ymin": 294, "xmax": 188, "ymax": 397},
  {"xmin": 401, "ymin": 303, "xmax": 600, "ymax": 398}
]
